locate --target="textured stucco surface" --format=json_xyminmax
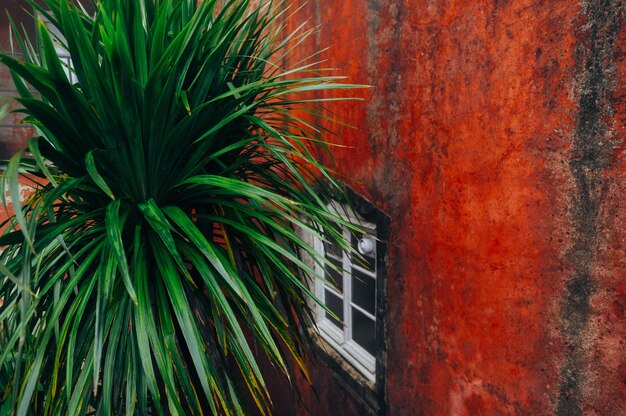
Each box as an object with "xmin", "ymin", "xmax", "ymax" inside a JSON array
[{"xmin": 277, "ymin": 0, "xmax": 626, "ymax": 414}]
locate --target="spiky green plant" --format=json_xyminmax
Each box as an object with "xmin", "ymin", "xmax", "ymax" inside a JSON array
[{"xmin": 0, "ymin": 1, "xmax": 361, "ymax": 414}]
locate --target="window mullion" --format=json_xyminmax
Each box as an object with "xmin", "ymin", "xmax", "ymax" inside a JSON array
[
  {"xmin": 350, "ymin": 302, "xmax": 376, "ymax": 321},
  {"xmin": 314, "ymin": 232, "xmax": 325, "ymax": 321},
  {"xmin": 343, "ymin": 226, "xmax": 352, "ymax": 342}
]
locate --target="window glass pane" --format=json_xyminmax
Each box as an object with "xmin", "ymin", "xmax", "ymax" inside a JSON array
[
  {"xmin": 352, "ymin": 308, "xmax": 376, "ymax": 355},
  {"xmin": 352, "ymin": 269, "xmax": 376, "ymax": 314},
  {"xmin": 324, "ymin": 238, "xmax": 343, "ymax": 258},
  {"xmin": 324, "ymin": 290, "xmax": 344, "ymax": 329},
  {"xmin": 351, "ymin": 232, "xmax": 376, "ymax": 272},
  {"xmin": 324, "ymin": 256, "xmax": 343, "ymax": 293}
]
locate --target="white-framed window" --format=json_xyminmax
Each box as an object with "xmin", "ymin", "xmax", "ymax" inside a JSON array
[{"xmin": 311, "ymin": 202, "xmax": 379, "ymax": 383}]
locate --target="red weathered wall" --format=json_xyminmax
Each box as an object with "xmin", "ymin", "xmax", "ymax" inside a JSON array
[{"xmin": 279, "ymin": 0, "xmax": 626, "ymax": 415}]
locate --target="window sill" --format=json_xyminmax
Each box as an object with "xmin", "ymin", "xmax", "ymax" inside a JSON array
[{"xmin": 317, "ymin": 320, "xmax": 376, "ymax": 384}]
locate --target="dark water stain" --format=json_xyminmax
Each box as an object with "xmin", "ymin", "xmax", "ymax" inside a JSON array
[{"xmin": 557, "ymin": 1, "xmax": 624, "ymax": 414}]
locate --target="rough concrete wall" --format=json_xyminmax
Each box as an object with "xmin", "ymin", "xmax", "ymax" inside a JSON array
[{"xmin": 280, "ymin": 0, "xmax": 626, "ymax": 414}]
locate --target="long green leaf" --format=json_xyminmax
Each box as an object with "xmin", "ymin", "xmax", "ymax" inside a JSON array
[
  {"xmin": 104, "ymin": 200, "xmax": 137, "ymax": 305},
  {"xmin": 85, "ymin": 151, "xmax": 114, "ymax": 200},
  {"xmin": 5, "ymin": 150, "xmax": 34, "ymax": 252}
]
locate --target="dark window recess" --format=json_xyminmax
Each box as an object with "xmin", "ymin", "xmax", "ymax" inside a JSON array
[
  {"xmin": 352, "ymin": 308, "xmax": 376, "ymax": 355},
  {"xmin": 311, "ymin": 187, "xmax": 391, "ymax": 414},
  {"xmin": 324, "ymin": 290, "xmax": 344, "ymax": 329},
  {"xmin": 352, "ymin": 269, "xmax": 376, "ymax": 314}
]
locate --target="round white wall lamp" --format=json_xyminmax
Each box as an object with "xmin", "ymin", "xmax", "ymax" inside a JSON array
[{"xmin": 357, "ymin": 236, "xmax": 375, "ymax": 255}]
